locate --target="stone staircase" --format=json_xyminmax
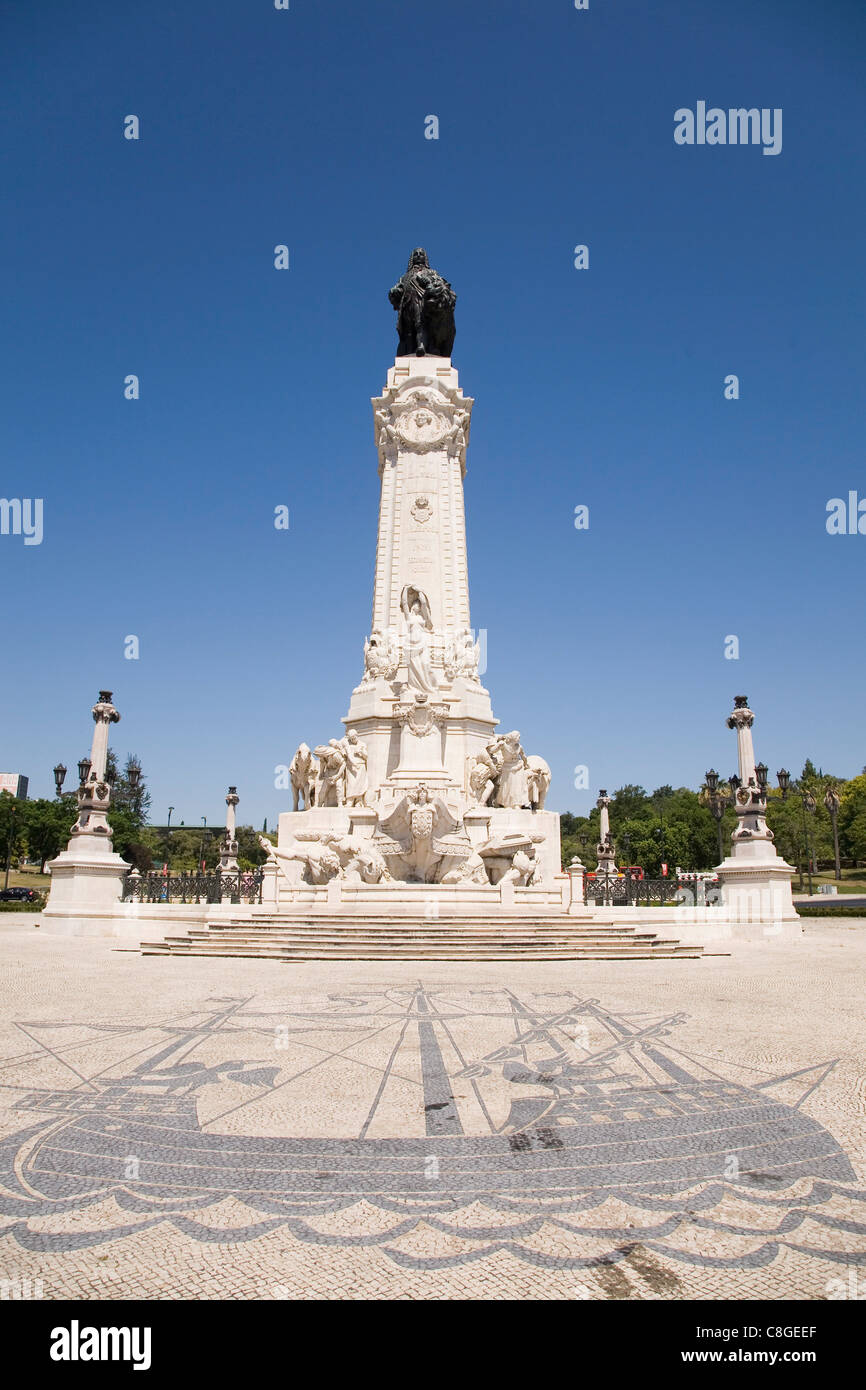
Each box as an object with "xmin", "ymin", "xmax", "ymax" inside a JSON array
[{"xmin": 140, "ymin": 913, "xmax": 704, "ymax": 961}]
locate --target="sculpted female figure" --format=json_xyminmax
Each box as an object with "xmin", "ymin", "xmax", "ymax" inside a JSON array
[{"xmin": 401, "ymin": 586, "xmax": 439, "ymax": 694}]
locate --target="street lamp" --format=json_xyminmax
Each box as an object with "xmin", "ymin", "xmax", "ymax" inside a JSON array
[
  {"xmin": 77, "ymin": 756, "xmax": 92, "ymax": 787},
  {"xmin": 801, "ymin": 790, "xmax": 817, "ymax": 896},
  {"xmin": 53, "ymin": 763, "xmax": 67, "ymax": 797},
  {"xmin": 704, "ymin": 769, "xmax": 732, "ymax": 864},
  {"xmin": 198, "ymin": 817, "xmax": 208, "ymax": 873},
  {"xmin": 165, "ymin": 806, "xmax": 174, "ymax": 872},
  {"xmin": 824, "ymin": 786, "xmax": 842, "ymax": 882},
  {"xmin": 3, "ymin": 801, "xmax": 18, "ymax": 891},
  {"xmin": 776, "ymin": 769, "xmax": 791, "ymax": 801}
]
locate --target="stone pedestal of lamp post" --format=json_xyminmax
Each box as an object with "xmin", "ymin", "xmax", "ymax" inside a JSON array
[
  {"xmin": 716, "ymin": 696, "xmax": 799, "ymax": 938},
  {"xmin": 43, "ymin": 691, "xmax": 131, "ymax": 936}
]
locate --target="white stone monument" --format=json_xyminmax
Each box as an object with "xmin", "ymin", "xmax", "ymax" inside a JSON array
[
  {"xmin": 716, "ymin": 696, "xmax": 799, "ymax": 933},
  {"xmin": 275, "ymin": 251, "xmax": 562, "ymax": 907},
  {"xmin": 43, "ymin": 691, "xmax": 131, "ymax": 934}
]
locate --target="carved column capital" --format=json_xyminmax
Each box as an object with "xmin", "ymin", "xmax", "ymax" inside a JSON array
[{"xmin": 92, "ymin": 691, "xmax": 120, "ymax": 726}]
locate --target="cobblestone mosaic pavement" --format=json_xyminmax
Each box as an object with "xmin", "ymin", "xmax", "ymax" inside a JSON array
[{"xmin": 0, "ymin": 922, "xmax": 864, "ymax": 1300}]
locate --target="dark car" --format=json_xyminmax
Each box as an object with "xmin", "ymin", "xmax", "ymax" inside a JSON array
[{"xmin": 0, "ymin": 886, "xmax": 38, "ymax": 902}]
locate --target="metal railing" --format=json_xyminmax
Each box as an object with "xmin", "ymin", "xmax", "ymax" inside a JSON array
[
  {"xmin": 122, "ymin": 869, "xmax": 264, "ymax": 905},
  {"xmin": 584, "ymin": 875, "xmax": 720, "ymax": 907}
]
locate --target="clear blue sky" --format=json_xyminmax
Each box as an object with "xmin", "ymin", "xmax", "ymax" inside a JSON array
[{"xmin": 1, "ymin": 0, "xmax": 864, "ymax": 826}]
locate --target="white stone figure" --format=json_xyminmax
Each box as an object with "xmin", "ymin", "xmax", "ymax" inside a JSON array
[
  {"xmin": 289, "ymin": 743, "xmax": 318, "ymax": 811},
  {"xmin": 329, "ymin": 834, "xmax": 390, "ymax": 884},
  {"xmin": 362, "ymin": 628, "xmax": 399, "ymax": 685},
  {"xmin": 440, "ymin": 849, "xmax": 490, "ymax": 886},
  {"xmin": 257, "ymin": 834, "xmax": 341, "ymax": 885},
  {"xmin": 491, "ymin": 731, "xmax": 531, "ymax": 810},
  {"xmin": 375, "ymin": 408, "xmax": 397, "ymax": 455},
  {"xmin": 314, "ymin": 740, "xmax": 347, "ymax": 808},
  {"xmin": 448, "ymin": 408, "xmax": 469, "ymax": 449},
  {"xmin": 527, "ymin": 839, "xmax": 547, "ymax": 886},
  {"xmin": 465, "ymin": 750, "xmax": 496, "ymax": 806},
  {"xmin": 526, "ymin": 755, "xmax": 551, "ymax": 812},
  {"xmin": 378, "ymin": 783, "xmax": 463, "ymax": 884},
  {"xmin": 401, "ymin": 585, "xmax": 439, "ymax": 694},
  {"xmin": 340, "ymin": 730, "xmax": 369, "ymax": 807},
  {"xmin": 444, "ymin": 627, "xmax": 480, "ymax": 684},
  {"xmin": 502, "ymin": 849, "xmax": 533, "ymax": 886}
]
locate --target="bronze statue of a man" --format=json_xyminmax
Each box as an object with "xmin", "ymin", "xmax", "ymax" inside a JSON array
[{"xmin": 388, "ymin": 248, "xmax": 457, "ymax": 357}]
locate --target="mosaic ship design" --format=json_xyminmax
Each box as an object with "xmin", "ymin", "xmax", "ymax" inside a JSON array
[{"xmin": 1, "ymin": 991, "xmax": 862, "ymax": 1272}]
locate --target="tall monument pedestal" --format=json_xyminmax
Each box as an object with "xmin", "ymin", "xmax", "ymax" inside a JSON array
[
  {"xmin": 276, "ymin": 278, "xmax": 562, "ymax": 900},
  {"xmin": 715, "ymin": 697, "xmax": 800, "ymax": 938}
]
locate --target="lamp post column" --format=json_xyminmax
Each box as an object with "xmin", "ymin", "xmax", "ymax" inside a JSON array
[
  {"xmin": 595, "ymin": 790, "xmax": 616, "ymax": 878},
  {"xmin": 219, "ymin": 788, "xmax": 240, "ymax": 874},
  {"xmin": 43, "ymin": 689, "xmax": 131, "ymax": 932},
  {"xmin": 824, "ymin": 787, "xmax": 841, "ymax": 882},
  {"xmin": 715, "ymin": 695, "xmax": 798, "ymax": 935}
]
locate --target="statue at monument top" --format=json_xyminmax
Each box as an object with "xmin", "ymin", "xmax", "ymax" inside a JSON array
[{"xmin": 388, "ymin": 248, "xmax": 456, "ymax": 358}]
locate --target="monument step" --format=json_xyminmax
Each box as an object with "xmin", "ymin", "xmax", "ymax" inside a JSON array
[
  {"xmin": 180, "ymin": 931, "xmax": 676, "ymax": 947},
  {"xmin": 141, "ymin": 922, "xmax": 703, "ymax": 960},
  {"xmin": 142, "ymin": 943, "xmax": 700, "ymax": 960}
]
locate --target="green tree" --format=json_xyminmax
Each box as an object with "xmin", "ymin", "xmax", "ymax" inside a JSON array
[
  {"xmin": 23, "ymin": 798, "xmax": 74, "ymax": 872},
  {"xmin": 839, "ymin": 774, "xmax": 866, "ymax": 863},
  {"xmin": 0, "ymin": 791, "xmax": 26, "ymax": 874},
  {"xmin": 237, "ymin": 826, "xmax": 268, "ymax": 869},
  {"xmin": 106, "ymin": 751, "xmax": 151, "ymax": 824}
]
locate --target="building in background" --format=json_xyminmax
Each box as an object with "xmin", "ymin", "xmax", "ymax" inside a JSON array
[{"xmin": 0, "ymin": 774, "xmax": 28, "ymax": 799}]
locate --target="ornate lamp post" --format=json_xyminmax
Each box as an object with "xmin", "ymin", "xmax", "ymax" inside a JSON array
[
  {"xmin": 704, "ymin": 768, "xmax": 732, "ymax": 863},
  {"xmin": 165, "ymin": 806, "xmax": 174, "ymax": 871},
  {"xmin": 824, "ymin": 786, "xmax": 842, "ymax": 882},
  {"xmin": 219, "ymin": 787, "xmax": 240, "ymax": 874},
  {"xmin": 801, "ymin": 790, "xmax": 817, "ymax": 897},
  {"xmin": 198, "ymin": 817, "xmax": 208, "ymax": 873},
  {"xmin": 595, "ymin": 790, "xmax": 616, "ymax": 878},
  {"xmin": 715, "ymin": 696, "xmax": 797, "ymax": 931},
  {"xmin": 43, "ymin": 690, "xmax": 131, "ymax": 929},
  {"xmin": 776, "ymin": 768, "xmax": 791, "ymax": 801},
  {"xmin": 3, "ymin": 800, "xmax": 19, "ymax": 890}
]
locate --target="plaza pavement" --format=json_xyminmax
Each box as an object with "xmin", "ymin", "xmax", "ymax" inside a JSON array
[{"xmin": 0, "ymin": 917, "xmax": 864, "ymax": 1302}]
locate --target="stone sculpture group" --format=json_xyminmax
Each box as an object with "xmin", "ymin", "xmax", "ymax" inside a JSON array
[{"xmin": 289, "ymin": 732, "xmax": 369, "ymax": 812}]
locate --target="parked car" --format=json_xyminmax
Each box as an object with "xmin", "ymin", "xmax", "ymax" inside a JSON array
[{"xmin": 0, "ymin": 886, "xmax": 38, "ymax": 902}]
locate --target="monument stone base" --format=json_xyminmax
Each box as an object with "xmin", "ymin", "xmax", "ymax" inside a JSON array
[{"xmin": 42, "ymin": 836, "xmax": 129, "ymax": 935}]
